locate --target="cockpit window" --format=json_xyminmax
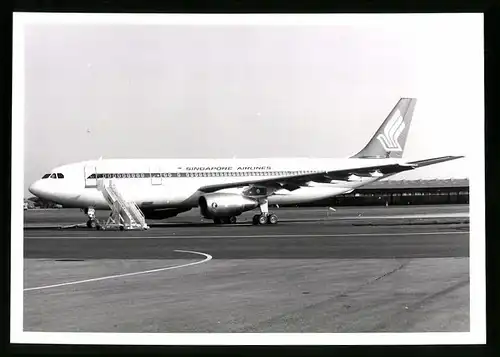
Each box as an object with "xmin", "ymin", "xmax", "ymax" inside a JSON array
[
  {"xmin": 57, "ymin": 173, "xmax": 64, "ymax": 179},
  {"xmin": 42, "ymin": 174, "xmax": 50, "ymax": 179},
  {"xmin": 50, "ymin": 173, "xmax": 56, "ymax": 179}
]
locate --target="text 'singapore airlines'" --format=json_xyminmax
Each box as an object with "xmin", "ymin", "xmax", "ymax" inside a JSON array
[{"xmin": 29, "ymin": 98, "xmax": 463, "ymax": 226}]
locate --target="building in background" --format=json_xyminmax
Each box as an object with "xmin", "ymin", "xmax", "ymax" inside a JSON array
[
  {"xmin": 300, "ymin": 179, "xmax": 469, "ymax": 207},
  {"xmin": 24, "ymin": 197, "xmax": 62, "ymax": 209}
]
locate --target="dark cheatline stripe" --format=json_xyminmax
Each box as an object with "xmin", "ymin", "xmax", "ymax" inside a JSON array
[{"xmin": 86, "ymin": 170, "xmax": 320, "ymax": 180}]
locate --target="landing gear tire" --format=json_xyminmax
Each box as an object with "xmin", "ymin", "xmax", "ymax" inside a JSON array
[
  {"xmin": 214, "ymin": 217, "xmax": 236, "ymax": 225},
  {"xmin": 252, "ymin": 213, "xmax": 278, "ymax": 225},
  {"xmin": 258, "ymin": 214, "xmax": 268, "ymax": 225},
  {"xmin": 267, "ymin": 214, "xmax": 278, "ymax": 225},
  {"xmin": 86, "ymin": 220, "xmax": 97, "ymax": 229}
]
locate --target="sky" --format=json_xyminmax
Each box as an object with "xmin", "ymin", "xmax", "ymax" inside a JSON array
[{"xmin": 20, "ymin": 14, "xmax": 483, "ymax": 197}]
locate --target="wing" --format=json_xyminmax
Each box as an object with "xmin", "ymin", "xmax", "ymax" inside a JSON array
[{"xmin": 198, "ymin": 155, "xmax": 463, "ymax": 194}]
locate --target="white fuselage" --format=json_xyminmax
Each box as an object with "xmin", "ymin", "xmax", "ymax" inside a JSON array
[{"xmin": 29, "ymin": 157, "xmax": 402, "ymax": 210}]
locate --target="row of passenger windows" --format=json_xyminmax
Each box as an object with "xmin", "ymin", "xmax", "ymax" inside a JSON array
[
  {"xmin": 87, "ymin": 171, "xmax": 319, "ymax": 179},
  {"xmin": 42, "ymin": 173, "xmax": 64, "ymax": 179},
  {"xmin": 347, "ymin": 191, "xmax": 470, "ymax": 197}
]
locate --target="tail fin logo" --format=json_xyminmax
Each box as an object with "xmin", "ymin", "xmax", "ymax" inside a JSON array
[{"xmin": 376, "ymin": 109, "xmax": 405, "ymax": 152}]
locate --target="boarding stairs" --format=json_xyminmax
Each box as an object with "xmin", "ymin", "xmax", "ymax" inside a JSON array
[{"xmin": 96, "ymin": 180, "xmax": 149, "ymax": 230}]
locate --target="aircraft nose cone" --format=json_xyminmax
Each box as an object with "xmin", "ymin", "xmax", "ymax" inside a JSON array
[{"xmin": 28, "ymin": 180, "xmax": 43, "ymax": 197}]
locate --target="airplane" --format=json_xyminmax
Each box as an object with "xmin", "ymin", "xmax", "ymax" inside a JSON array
[{"xmin": 28, "ymin": 98, "xmax": 463, "ymax": 227}]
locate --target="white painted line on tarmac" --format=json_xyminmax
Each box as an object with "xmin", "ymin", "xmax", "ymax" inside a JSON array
[
  {"xmin": 23, "ymin": 214, "xmax": 469, "ymax": 229},
  {"xmin": 286, "ymin": 214, "xmax": 469, "ymax": 220},
  {"xmin": 24, "ymin": 231, "xmax": 469, "ymax": 240},
  {"xmin": 23, "ymin": 250, "xmax": 212, "ymax": 292}
]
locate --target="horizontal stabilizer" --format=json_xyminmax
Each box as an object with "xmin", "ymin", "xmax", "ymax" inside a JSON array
[{"xmin": 406, "ymin": 155, "xmax": 465, "ymax": 168}]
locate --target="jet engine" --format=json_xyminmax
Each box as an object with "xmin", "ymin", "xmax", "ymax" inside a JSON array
[{"xmin": 199, "ymin": 193, "xmax": 259, "ymax": 219}]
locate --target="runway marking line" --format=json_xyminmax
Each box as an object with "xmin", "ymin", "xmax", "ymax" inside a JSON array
[
  {"xmin": 23, "ymin": 250, "xmax": 212, "ymax": 292},
  {"xmin": 24, "ymin": 214, "xmax": 469, "ymax": 227},
  {"xmin": 24, "ymin": 231, "xmax": 469, "ymax": 240}
]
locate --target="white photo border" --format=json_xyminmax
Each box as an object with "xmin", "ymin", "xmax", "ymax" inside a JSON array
[{"xmin": 11, "ymin": 12, "xmax": 486, "ymax": 345}]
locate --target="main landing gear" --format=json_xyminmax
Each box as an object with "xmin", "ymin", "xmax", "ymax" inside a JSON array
[
  {"xmin": 213, "ymin": 216, "xmax": 237, "ymax": 225},
  {"xmin": 252, "ymin": 213, "xmax": 278, "ymax": 225},
  {"xmin": 252, "ymin": 199, "xmax": 278, "ymax": 225}
]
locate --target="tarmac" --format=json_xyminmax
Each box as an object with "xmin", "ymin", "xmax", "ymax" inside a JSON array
[{"xmin": 22, "ymin": 204, "xmax": 470, "ymax": 333}]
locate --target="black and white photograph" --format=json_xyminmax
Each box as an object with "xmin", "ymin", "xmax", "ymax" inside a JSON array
[{"xmin": 12, "ymin": 13, "xmax": 485, "ymax": 345}]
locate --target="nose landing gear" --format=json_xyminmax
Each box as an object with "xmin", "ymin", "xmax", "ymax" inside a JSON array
[
  {"xmin": 86, "ymin": 219, "xmax": 98, "ymax": 229},
  {"xmin": 84, "ymin": 207, "xmax": 101, "ymax": 229}
]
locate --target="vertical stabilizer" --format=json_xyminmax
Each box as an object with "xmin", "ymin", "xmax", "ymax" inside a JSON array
[{"xmin": 352, "ymin": 98, "xmax": 417, "ymax": 159}]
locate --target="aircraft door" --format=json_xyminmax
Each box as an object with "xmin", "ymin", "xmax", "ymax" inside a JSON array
[
  {"xmin": 84, "ymin": 165, "xmax": 97, "ymax": 187},
  {"xmin": 151, "ymin": 166, "xmax": 162, "ymax": 185}
]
